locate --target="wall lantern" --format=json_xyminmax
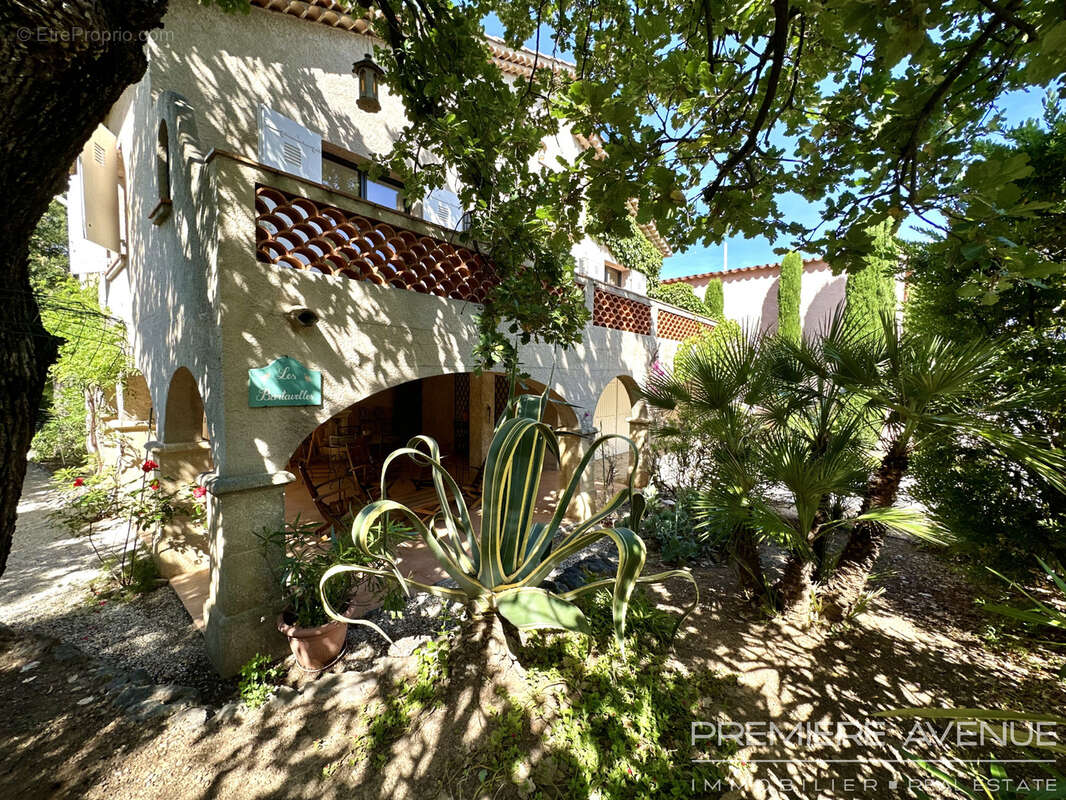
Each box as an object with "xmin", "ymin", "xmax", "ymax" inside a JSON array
[{"xmin": 353, "ymin": 54, "xmax": 384, "ymax": 112}]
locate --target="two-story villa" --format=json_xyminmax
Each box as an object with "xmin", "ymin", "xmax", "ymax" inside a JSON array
[{"xmin": 65, "ymin": 0, "xmax": 715, "ymax": 674}]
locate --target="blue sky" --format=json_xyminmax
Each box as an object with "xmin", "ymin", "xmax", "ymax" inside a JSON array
[{"xmin": 481, "ymin": 17, "xmax": 1052, "ymax": 279}]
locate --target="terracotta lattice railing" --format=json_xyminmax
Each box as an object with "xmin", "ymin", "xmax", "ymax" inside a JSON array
[
  {"xmin": 656, "ymin": 308, "xmax": 713, "ymax": 341},
  {"xmin": 592, "ymin": 288, "xmax": 652, "ymax": 335},
  {"xmin": 255, "ymin": 185, "xmax": 711, "ymax": 340},
  {"xmin": 254, "ymin": 186, "xmax": 498, "ymax": 303}
]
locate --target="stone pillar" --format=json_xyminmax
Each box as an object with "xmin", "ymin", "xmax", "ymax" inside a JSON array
[
  {"xmin": 469, "ymin": 373, "xmax": 496, "ymax": 466},
  {"xmin": 557, "ymin": 430, "xmax": 597, "ymax": 521},
  {"xmin": 145, "ymin": 439, "xmax": 213, "ymax": 578},
  {"xmin": 626, "ymin": 400, "xmax": 653, "ymax": 491},
  {"xmin": 200, "ymin": 470, "xmax": 294, "ymax": 677}
]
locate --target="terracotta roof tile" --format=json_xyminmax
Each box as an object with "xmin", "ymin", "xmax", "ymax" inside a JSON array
[{"xmin": 663, "ymin": 257, "xmax": 826, "ymax": 284}]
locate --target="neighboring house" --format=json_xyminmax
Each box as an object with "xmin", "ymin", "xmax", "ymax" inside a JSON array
[
  {"xmin": 64, "ymin": 0, "xmax": 713, "ymax": 675},
  {"xmin": 664, "ymin": 258, "xmax": 904, "ymax": 337}
]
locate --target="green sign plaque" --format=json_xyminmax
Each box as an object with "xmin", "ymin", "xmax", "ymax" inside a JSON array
[{"xmin": 248, "ymin": 356, "xmax": 322, "ymax": 407}]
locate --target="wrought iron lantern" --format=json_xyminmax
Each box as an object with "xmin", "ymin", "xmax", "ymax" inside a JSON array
[{"xmin": 353, "ymin": 54, "xmax": 384, "ymax": 112}]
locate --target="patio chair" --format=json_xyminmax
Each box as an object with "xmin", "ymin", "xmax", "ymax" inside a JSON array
[{"xmin": 296, "ymin": 463, "xmax": 367, "ymax": 534}]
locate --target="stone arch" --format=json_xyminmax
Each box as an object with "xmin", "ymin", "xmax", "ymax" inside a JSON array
[
  {"xmin": 163, "ymin": 366, "xmax": 207, "ymax": 443},
  {"xmin": 592, "ymin": 374, "xmax": 641, "ymax": 471},
  {"xmin": 152, "ymin": 366, "xmax": 213, "ymax": 578}
]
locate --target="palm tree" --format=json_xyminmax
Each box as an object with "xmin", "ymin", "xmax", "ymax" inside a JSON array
[
  {"xmin": 820, "ymin": 311, "xmax": 1066, "ymax": 618},
  {"xmin": 645, "ymin": 329, "xmax": 773, "ymax": 603}
]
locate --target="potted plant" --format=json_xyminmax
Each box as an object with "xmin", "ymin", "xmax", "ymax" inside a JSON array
[{"xmin": 259, "ymin": 518, "xmax": 397, "ymax": 671}]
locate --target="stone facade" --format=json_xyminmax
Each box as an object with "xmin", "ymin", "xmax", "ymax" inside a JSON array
[{"xmin": 66, "ymin": 0, "xmax": 714, "ymax": 675}]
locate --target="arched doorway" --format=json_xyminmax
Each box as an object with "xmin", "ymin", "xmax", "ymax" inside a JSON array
[
  {"xmin": 154, "ymin": 366, "xmax": 214, "ymax": 578},
  {"xmin": 593, "ymin": 376, "xmax": 638, "ymax": 460},
  {"xmin": 283, "ymin": 371, "xmax": 578, "ymax": 530}
]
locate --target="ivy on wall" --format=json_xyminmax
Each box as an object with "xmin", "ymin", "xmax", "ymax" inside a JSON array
[{"xmin": 599, "ymin": 216, "xmax": 664, "ymax": 281}]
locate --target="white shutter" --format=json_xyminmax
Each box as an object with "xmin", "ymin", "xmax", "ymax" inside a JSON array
[
  {"xmin": 79, "ymin": 125, "xmax": 121, "ymax": 252},
  {"xmin": 258, "ymin": 106, "xmax": 321, "ymax": 183},
  {"xmin": 424, "ymin": 188, "xmax": 463, "ymax": 229}
]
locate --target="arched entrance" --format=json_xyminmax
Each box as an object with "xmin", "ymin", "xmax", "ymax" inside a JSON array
[
  {"xmin": 152, "ymin": 366, "xmax": 213, "ymax": 578},
  {"xmin": 283, "ymin": 371, "xmax": 577, "ymax": 530}
]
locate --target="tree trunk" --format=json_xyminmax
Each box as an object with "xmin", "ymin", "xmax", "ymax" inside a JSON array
[
  {"xmin": 0, "ymin": 1, "xmax": 167, "ymax": 579},
  {"xmin": 776, "ymin": 553, "xmax": 814, "ymax": 615},
  {"xmin": 821, "ymin": 442, "xmax": 910, "ymax": 620},
  {"xmin": 731, "ymin": 525, "xmax": 770, "ymax": 604}
]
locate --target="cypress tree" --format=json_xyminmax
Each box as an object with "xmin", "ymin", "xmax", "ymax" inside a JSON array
[
  {"xmin": 777, "ymin": 252, "xmax": 803, "ymax": 341},
  {"xmin": 704, "ymin": 277, "xmax": 725, "ymax": 320},
  {"xmin": 843, "ymin": 221, "xmax": 898, "ymax": 337}
]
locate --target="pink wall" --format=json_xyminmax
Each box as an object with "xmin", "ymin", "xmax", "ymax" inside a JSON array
[{"xmin": 681, "ymin": 259, "xmax": 847, "ymax": 336}]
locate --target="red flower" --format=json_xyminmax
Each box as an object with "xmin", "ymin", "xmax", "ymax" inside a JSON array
[
  {"xmin": 192, "ymin": 486, "xmax": 207, "ymax": 499},
  {"xmin": 72, "ymin": 477, "xmax": 85, "ymax": 488},
  {"xmin": 142, "ymin": 459, "xmax": 159, "ymax": 472},
  {"xmin": 150, "ymin": 480, "xmax": 161, "ymax": 491}
]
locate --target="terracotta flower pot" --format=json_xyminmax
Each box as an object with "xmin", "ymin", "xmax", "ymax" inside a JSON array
[{"xmin": 276, "ymin": 612, "xmax": 347, "ymax": 671}]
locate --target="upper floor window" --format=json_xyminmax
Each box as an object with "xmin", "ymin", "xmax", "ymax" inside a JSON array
[
  {"xmin": 605, "ymin": 264, "xmax": 624, "ymax": 287},
  {"xmin": 321, "ymin": 151, "xmax": 406, "ymax": 212}
]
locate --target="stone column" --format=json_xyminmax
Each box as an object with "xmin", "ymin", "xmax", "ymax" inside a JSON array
[
  {"xmin": 469, "ymin": 373, "xmax": 496, "ymax": 466},
  {"xmin": 626, "ymin": 400, "xmax": 653, "ymax": 491},
  {"xmin": 557, "ymin": 430, "xmax": 597, "ymax": 521},
  {"xmin": 200, "ymin": 469, "xmax": 294, "ymax": 676}
]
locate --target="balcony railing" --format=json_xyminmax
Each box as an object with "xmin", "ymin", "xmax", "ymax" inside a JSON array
[
  {"xmin": 255, "ymin": 186, "xmax": 497, "ymax": 303},
  {"xmin": 254, "ymin": 183, "xmax": 715, "ymax": 341}
]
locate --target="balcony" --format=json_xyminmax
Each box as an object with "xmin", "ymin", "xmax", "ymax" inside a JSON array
[{"xmin": 253, "ymin": 183, "xmax": 716, "ymax": 340}]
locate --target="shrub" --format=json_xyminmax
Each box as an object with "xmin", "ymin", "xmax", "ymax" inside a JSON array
[
  {"xmin": 647, "ymin": 281, "xmax": 709, "ymax": 315},
  {"xmin": 640, "ymin": 491, "xmax": 711, "ymax": 566},
  {"xmin": 841, "ymin": 219, "xmax": 897, "ymax": 338},
  {"xmin": 31, "ymin": 385, "xmax": 88, "ymax": 466}
]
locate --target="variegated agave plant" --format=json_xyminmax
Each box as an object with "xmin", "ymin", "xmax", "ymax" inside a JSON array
[{"xmin": 320, "ymin": 391, "xmax": 697, "ymax": 650}]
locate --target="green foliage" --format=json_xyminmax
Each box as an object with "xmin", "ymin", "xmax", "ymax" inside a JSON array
[
  {"xmin": 907, "ymin": 115, "xmax": 1066, "ymax": 568},
  {"xmin": 259, "ymin": 517, "xmax": 399, "ymax": 629},
  {"xmin": 31, "ymin": 385, "xmax": 87, "ymax": 465},
  {"xmin": 28, "ymin": 200, "xmax": 70, "ymax": 292},
  {"xmin": 841, "ymin": 221, "xmax": 897, "ymax": 338},
  {"xmin": 488, "ymin": 0, "xmax": 1066, "ymax": 280},
  {"xmin": 777, "ymin": 252, "xmax": 802, "ymax": 342},
  {"xmin": 703, "ymin": 277, "xmax": 725, "ymax": 320},
  {"xmin": 238, "ymin": 654, "xmax": 284, "ymax": 709},
  {"xmin": 517, "ymin": 589, "xmax": 730, "ymax": 798},
  {"xmin": 321, "ymin": 390, "xmax": 697, "ymax": 648},
  {"xmin": 599, "ymin": 216, "xmax": 664, "ymax": 281},
  {"xmin": 672, "ymin": 318, "xmax": 742, "ymax": 381},
  {"xmin": 647, "ymin": 281, "xmax": 709, "ymax": 315},
  {"xmin": 640, "ymin": 490, "xmax": 710, "ymax": 566},
  {"xmin": 984, "ymin": 557, "xmax": 1066, "ymax": 634}
]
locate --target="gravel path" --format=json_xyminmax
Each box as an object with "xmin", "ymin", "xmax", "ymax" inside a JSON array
[{"xmin": 0, "ymin": 464, "xmax": 226, "ymax": 701}]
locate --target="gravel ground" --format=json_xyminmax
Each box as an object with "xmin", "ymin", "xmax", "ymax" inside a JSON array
[{"xmin": 0, "ymin": 464, "xmax": 229, "ymax": 702}]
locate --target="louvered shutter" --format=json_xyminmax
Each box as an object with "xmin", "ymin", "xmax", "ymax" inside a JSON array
[{"xmin": 258, "ymin": 106, "xmax": 321, "ymax": 183}]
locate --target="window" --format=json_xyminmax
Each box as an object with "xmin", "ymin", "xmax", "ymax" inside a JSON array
[
  {"xmin": 321, "ymin": 152, "xmax": 406, "ymax": 212},
  {"xmin": 606, "ymin": 265, "xmax": 624, "ymax": 287}
]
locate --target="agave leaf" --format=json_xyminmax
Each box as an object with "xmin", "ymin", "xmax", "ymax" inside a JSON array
[
  {"xmin": 320, "ymin": 563, "xmax": 470, "ymax": 644},
  {"xmin": 495, "ymin": 586, "xmax": 592, "ymax": 635},
  {"xmin": 479, "ymin": 414, "xmax": 557, "ymax": 587},
  {"xmin": 560, "ymin": 568, "xmax": 701, "ymax": 641},
  {"xmin": 380, "ymin": 439, "xmax": 477, "ymax": 574},
  {"xmin": 351, "ymin": 499, "xmax": 488, "ymax": 599}
]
